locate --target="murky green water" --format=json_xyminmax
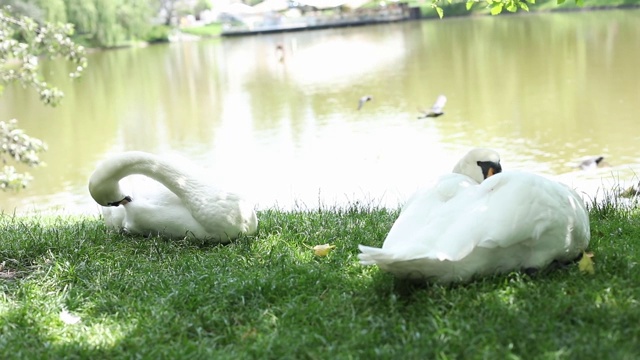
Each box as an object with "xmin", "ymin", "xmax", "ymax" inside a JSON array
[{"xmin": 1, "ymin": 9, "xmax": 639, "ymax": 214}]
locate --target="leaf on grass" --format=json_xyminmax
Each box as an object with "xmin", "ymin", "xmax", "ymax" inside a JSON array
[
  {"xmin": 578, "ymin": 252, "xmax": 595, "ymax": 275},
  {"xmin": 241, "ymin": 328, "xmax": 257, "ymax": 340},
  {"xmin": 312, "ymin": 244, "xmax": 336, "ymax": 257},
  {"xmin": 59, "ymin": 309, "xmax": 81, "ymax": 325}
]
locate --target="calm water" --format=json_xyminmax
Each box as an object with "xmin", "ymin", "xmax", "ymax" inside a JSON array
[{"xmin": 1, "ymin": 10, "xmax": 639, "ymax": 215}]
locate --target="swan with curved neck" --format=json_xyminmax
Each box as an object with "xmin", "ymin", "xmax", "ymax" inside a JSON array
[
  {"xmin": 359, "ymin": 148, "xmax": 589, "ymax": 283},
  {"xmin": 89, "ymin": 151, "xmax": 258, "ymax": 242}
]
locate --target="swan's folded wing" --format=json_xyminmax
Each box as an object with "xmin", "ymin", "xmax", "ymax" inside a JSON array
[
  {"xmin": 423, "ymin": 172, "xmax": 590, "ymax": 260},
  {"xmin": 381, "ymin": 174, "xmax": 477, "ymax": 254},
  {"xmin": 376, "ymin": 173, "xmax": 536, "ymax": 262},
  {"xmin": 406, "ymin": 173, "xmax": 542, "ymax": 261}
]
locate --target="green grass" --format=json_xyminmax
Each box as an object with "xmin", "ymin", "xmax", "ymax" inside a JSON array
[
  {"xmin": 1, "ymin": 200, "xmax": 639, "ymax": 359},
  {"xmin": 180, "ymin": 23, "xmax": 223, "ymax": 38}
]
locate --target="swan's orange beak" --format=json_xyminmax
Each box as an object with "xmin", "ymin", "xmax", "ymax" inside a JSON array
[
  {"xmin": 478, "ymin": 161, "xmax": 502, "ymax": 180},
  {"xmin": 487, "ymin": 163, "xmax": 501, "ymax": 178}
]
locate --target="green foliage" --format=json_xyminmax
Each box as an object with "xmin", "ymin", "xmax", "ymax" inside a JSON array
[
  {"xmin": 180, "ymin": 22, "xmax": 222, "ymax": 37},
  {"xmin": 35, "ymin": 0, "xmax": 67, "ymax": 23},
  {"xmin": 433, "ymin": 0, "xmax": 585, "ymax": 18},
  {"xmin": 193, "ymin": 0, "xmax": 212, "ymax": 15},
  {"xmin": 63, "ymin": 0, "xmax": 152, "ymax": 48},
  {"xmin": 0, "ymin": 203, "xmax": 638, "ymax": 357},
  {"xmin": 0, "ymin": 6, "xmax": 86, "ymax": 190},
  {"xmin": 64, "ymin": 0, "xmax": 98, "ymax": 37},
  {"xmin": 146, "ymin": 24, "xmax": 170, "ymax": 43}
]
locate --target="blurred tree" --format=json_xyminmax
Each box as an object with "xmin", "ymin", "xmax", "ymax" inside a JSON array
[
  {"xmin": 0, "ymin": 6, "xmax": 86, "ymax": 190},
  {"xmin": 0, "ymin": 0, "xmax": 42, "ymax": 20},
  {"xmin": 64, "ymin": 0, "xmax": 152, "ymax": 47},
  {"xmin": 156, "ymin": 0, "xmax": 178, "ymax": 26},
  {"xmin": 194, "ymin": 0, "xmax": 212, "ymax": 16},
  {"xmin": 118, "ymin": 0, "xmax": 153, "ymax": 40},
  {"xmin": 64, "ymin": 0, "xmax": 98, "ymax": 40},
  {"xmin": 36, "ymin": 0, "xmax": 66, "ymax": 22}
]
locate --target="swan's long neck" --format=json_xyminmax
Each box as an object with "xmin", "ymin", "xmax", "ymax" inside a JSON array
[{"xmin": 89, "ymin": 151, "xmax": 200, "ymax": 207}]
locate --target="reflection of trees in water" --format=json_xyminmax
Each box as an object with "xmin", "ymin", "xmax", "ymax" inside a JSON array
[{"xmin": 420, "ymin": 11, "xmax": 639, "ymax": 173}]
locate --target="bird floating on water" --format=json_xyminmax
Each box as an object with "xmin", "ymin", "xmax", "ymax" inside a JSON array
[
  {"xmin": 88, "ymin": 151, "xmax": 258, "ymax": 242},
  {"xmin": 577, "ymin": 155, "xmax": 606, "ymax": 171},
  {"xmin": 358, "ymin": 148, "xmax": 590, "ymax": 283},
  {"xmin": 358, "ymin": 95, "xmax": 373, "ymax": 110},
  {"xmin": 418, "ymin": 95, "xmax": 447, "ymax": 118},
  {"xmin": 275, "ymin": 44, "xmax": 285, "ymax": 62}
]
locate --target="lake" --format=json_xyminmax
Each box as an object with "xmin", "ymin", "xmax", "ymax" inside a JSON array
[{"xmin": 1, "ymin": 9, "xmax": 639, "ymax": 215}]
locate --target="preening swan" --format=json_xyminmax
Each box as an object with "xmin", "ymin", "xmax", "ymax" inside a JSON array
[
  {"xmin": 88, "ymin": 151, "xmax": 258, "ymax": 242},
  {"xmin": 358, "ymin": 148, "xmax": 590, "ymax": 283}
]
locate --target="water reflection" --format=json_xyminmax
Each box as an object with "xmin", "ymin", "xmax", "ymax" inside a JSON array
[{"xmin": 0, "ymin": 10, "xmax": 638, "ymax": 214}]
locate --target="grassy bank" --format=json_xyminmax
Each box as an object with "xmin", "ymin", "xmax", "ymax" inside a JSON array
[
  {"xmin": 180, "ymin": 23, "xmax": 224, "ymax": 38},
  {"xmin": 1, "ymin": 201, "xmax": 639, "ymax": 359}
]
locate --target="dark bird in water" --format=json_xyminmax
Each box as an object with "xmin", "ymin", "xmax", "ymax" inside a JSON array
[
  {"xmin": 578, "ymin": 156, "xmax": 605, "ymax": 171},
  {"xmin": 358, "ymin": 95, "xmax": 373, "ymax": 110},
  {"xmin": 275, "ymin": 44, "xmax": 285, "ymax": 62},
  {"xmin": 418, "ymin": 95, "xmax": 447, "ymax": 118}
]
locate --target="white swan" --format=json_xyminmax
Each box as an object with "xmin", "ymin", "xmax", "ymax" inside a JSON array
[
  {"xmin": 359, "ymin": 148, "xmax": 590, "ymax": 283},
  {"xmin": 88, "ymin": 151, "xmax": 258, "ymax": 242}
]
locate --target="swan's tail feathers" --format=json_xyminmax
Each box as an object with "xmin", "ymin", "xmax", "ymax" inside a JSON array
[
  {"xmin": 358, "ymin": 245, "xmax": 462, "ymax": 282},
  {"xmin": 358, "ymin": 245, "xmax": 398, "ymax": 266}
]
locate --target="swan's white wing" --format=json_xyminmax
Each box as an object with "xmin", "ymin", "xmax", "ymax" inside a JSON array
[
  {"xmin": 444, "ymin": 172, "xmax": 589, "ymax": 256},
  {"xmin": 405, "ymin": 172, "xmax": 588, "ymax": 261},
  {"xmin": 123, "ymin": 198, "xmax": 209, "ymax": 239},
  {"xmin": 373, "ymin": 173, "xmax": 477, "ymax": 255}
]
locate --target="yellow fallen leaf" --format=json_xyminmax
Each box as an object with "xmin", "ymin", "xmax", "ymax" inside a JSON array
[
  {"xmin": 312, "ymin": 244, "xmax": 336, "ymax": 257},
  {"xmin": 578, "ymin": 251, "xmax": 595, "ymax": 275}
]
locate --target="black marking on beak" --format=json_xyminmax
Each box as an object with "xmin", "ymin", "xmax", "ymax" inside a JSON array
[
  {"xmin": 107, "ymin": 196, "xmax": 132, "ymax": 207},
  {"xmin": 477, "ymin": 161, "xmax": 502, "ymax": 180}
]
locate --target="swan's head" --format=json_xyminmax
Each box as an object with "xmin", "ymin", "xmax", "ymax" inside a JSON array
[
  {"xmin": 88, "ymin": 169, "xmax": 132, "ymax": 207},
  {"xmin": 453, "ymin": 148, "xmax": 502, "ymax": 183},
  {"xmin": 89, "ymin": 177, "xmax": 132, "ymax": 207}
]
